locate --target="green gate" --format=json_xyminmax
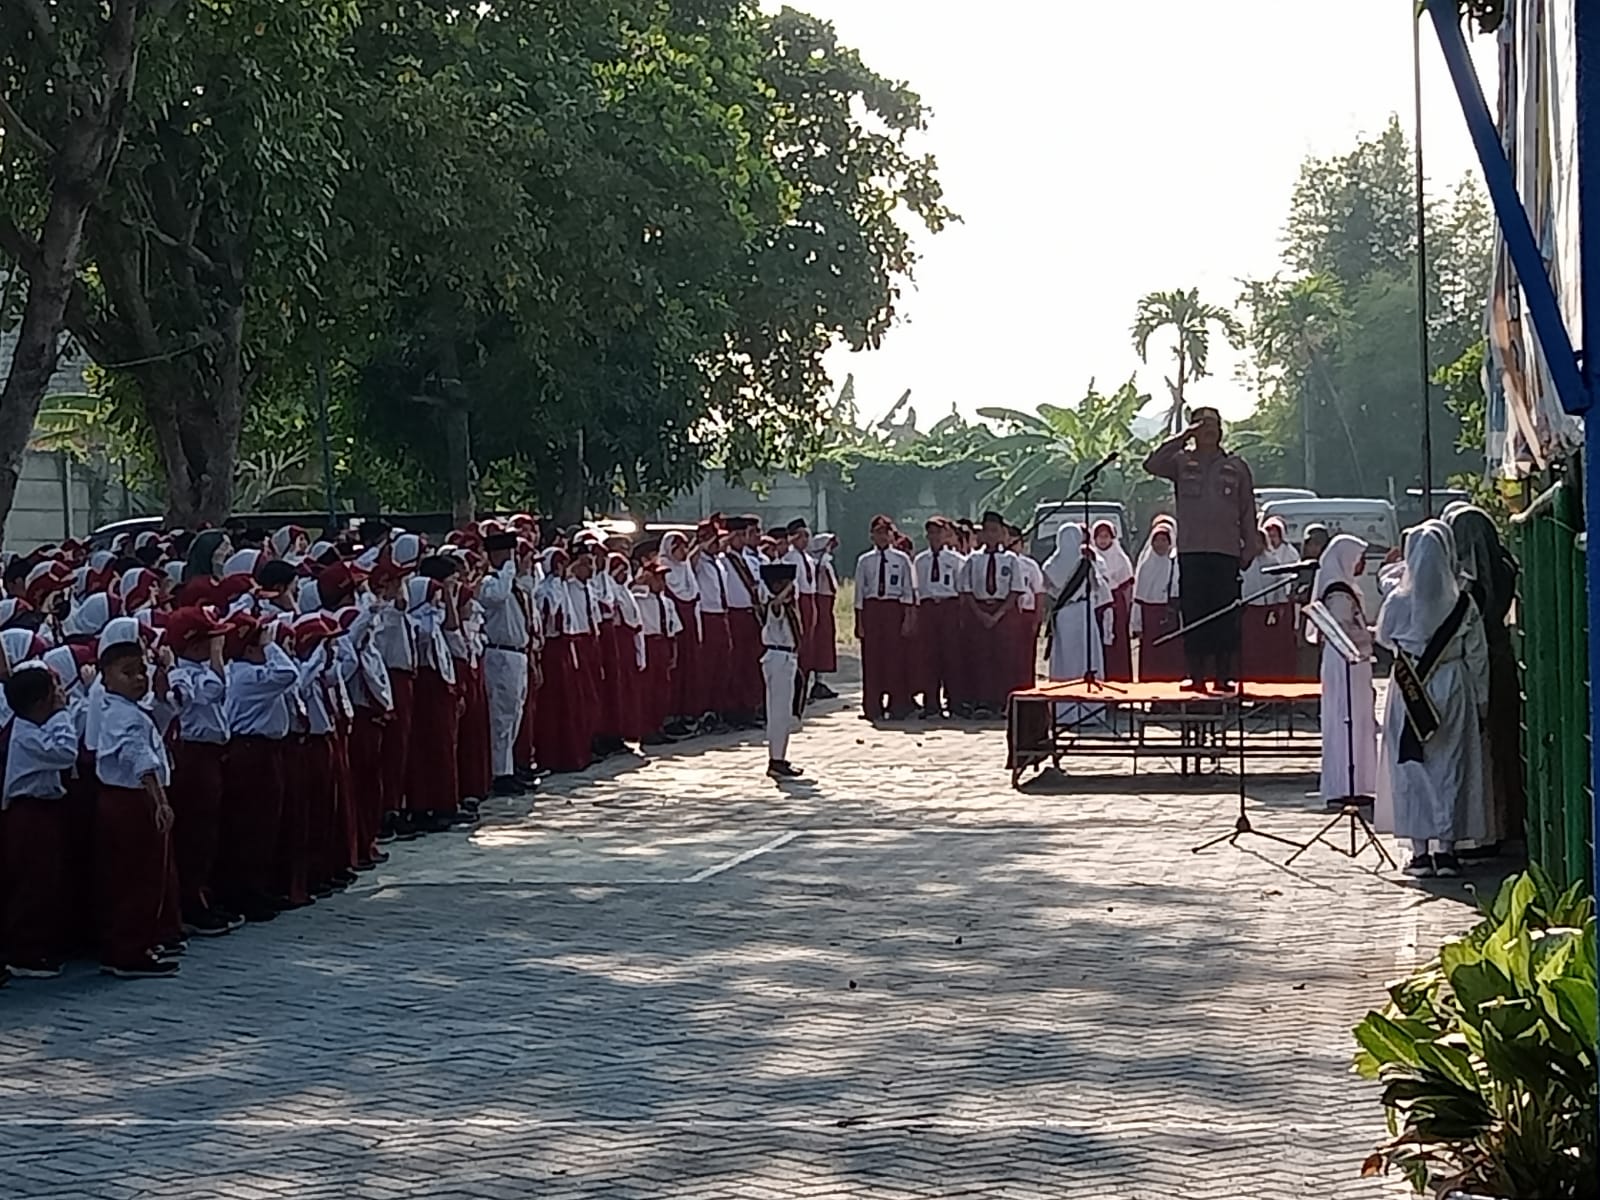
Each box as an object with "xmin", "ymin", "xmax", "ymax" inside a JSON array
[{"xmin": 1511, "ymin": 478, "xmax": 1591, "ymax": 892}]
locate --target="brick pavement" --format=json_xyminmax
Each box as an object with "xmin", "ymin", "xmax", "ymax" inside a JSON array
[{"xmin": 0, "ymin": 682, "xmax": 1486, "ymax": 1199}]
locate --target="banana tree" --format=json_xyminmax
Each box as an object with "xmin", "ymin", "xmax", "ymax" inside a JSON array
[
  {"xmin": 1131, "ymin": 287, "xmax": 1244, "ymax": 435},
  {"xmin": 976, "ymin": 376, "xmax": 1162, "ymax": 520}
]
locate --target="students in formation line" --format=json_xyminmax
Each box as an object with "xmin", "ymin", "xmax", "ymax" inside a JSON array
[{"xmin": 0, "ymin": 514, "xmax": 844, "ymax": 985}]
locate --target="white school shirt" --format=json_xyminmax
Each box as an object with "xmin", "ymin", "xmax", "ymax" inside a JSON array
[
  {"xmin": 563, "ymin": 579, "xmax": 597, "ymax": 634},
  {"xmin": 960, "ymin": 547, "xmax": 1026, "ymax": 602},
  {"xmin": 371, "ymin": 601, "xmax": 415, "ymax": 672},
  {"xmin": 299, "ymin": 654, "xmax": 337, "ymax": 736},
  {"xmin": 782, "ymin": 547, "xmax": 818, "ymax": 596},
  {"xmin": 636, "ymin": 589, "xmax": 682, "ymax": 638},
  {"xmin": 694, "ymin": 556, "xmax": 730, "ymax": 615},
  {"xmin": 722, "ymin": 553, "xmax": 758, "ymax": 611},
  {"xmin": 1014, "ymin": 555, "xmax": 1046, "ymax": 614},
  {"xmin": 3, "ymin": 709, "xmax": 80, "ymax": 805},
  {"xmin": 343, "ymin": 607, "xmax": 394, "ymax": 713},
  {"xmin": 168, "ymin": 660, "xmax": 229, "ymax": 745},
  {"xmin": 225, "ymin": 643, "xmax": 301, "ymax": 739},
  {"xmin": 761, "ymin": 600, "xmax": 800, "ymax": 652},
  {"xmin": 914, "ymin": 548, "xmax": 963, "ymax": 602},
  {"xmin": 95, "ymin": 692, "xmax": 171, "ymax": 789},
  {"xmin": 479, "ymin": 561, "xmax": 531, "ymax": 651},
  {"xmin": 853, "ymin": 548, "xmax": 916, "ymax": 608}
]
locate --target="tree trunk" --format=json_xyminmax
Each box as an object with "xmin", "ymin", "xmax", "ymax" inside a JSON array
[
  {"xmin": 553, "ymin": 434, "xmax": 586, "ymax": 527},
  {"xmin": 1171, "ymin": 350, "xmax": 1188, "ymax": 435},
  {"xmin": 0, "ymin": 0, "xmax": 143, "ymax": 531},
  {"xmin": 443, "ymin": 403, "xmax": 473, "ymax": 526}
]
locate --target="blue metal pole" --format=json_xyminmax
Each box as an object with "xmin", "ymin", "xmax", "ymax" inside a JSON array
[
  {"xmin": 1575, "ymin": 0, "xmax": 1600, "ymax": 925},
  {"xmin": 1424, "ymin": 1, "xmax": 1589, "ymax": 417}
]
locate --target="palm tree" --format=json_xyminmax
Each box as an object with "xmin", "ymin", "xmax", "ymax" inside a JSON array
[
  {"xmin": 1130, "ymin": 288, "xmax": 1244, "ymax": 434},
  {"xmin": 1240, "ymin": 274, "xmax": 1366, "ymax": 491}
]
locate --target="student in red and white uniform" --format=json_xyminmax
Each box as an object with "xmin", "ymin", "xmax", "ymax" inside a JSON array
[
  {"xmin": 606, "ymin": 553, "xmax": 649, "ymax": 745},
  {"xmin": 659, "ymin": 531, "xmax": 705, "ymax": 729},
  {"xmin": 2, "ymin": 662, "xmax": 82, "ymax": 978},
  {"xmin": 533, "ymin": 549, "xmax": 596, "ymax": 772},
  {"xmin": 478, "ymin": 531, "xmax": 533, "ymax": 795},
  {"xmin": 853, "ymin": 516, "xmax": 916, "ymax": 721},
  {"xmin": 1008, "ymin": 523, "xmax": 1048, "ymax": 693},
  {"xmin": 1130, "ymin": 520, "xmax": 1184, "ymax": 681},
  {"xmin": 365, "ymin": 532, "xmax": 420, "ymax": 840},
  {"xmin": 691, "ymin": 523, "xmax": 734, "ymax": 724},
  {"xmin": 1240, "ymin": 516, "xmax": 1301, "ymax": 682},
  {"xmin": 913, "ymin": 517, "xmax": 962, "ymax": 718},
  {"xmin": 781, "ymin": 519, "xmax": 819, "ymax": 699},
  {"xmin": 718, "ymin": 518, "xmax": 764, "ymax": 727},
  {"xmin": 958, "ymin": 511, "xmax": 1025, "ymax": 717},
  {"xmin": 163, "ymin": 606, "xmax": 240, "ymax": 937},
  {"xmin": 808, "ymin": 532, "xmax": 841, "ymax": 700},
  {"xmin": 513, "ymin": 535, "xmax": 543, "ymax": 779},
  {"xmin": 1090, "ymin": 521, "xmax": 1136, "ymax": 682},
  {"xmin": 404, "ymin": 563, "xmax": 464, "ymax": 830},
  {"xmin": 634, "ymin": 557, "xmax": 682, "ymax": 744}
]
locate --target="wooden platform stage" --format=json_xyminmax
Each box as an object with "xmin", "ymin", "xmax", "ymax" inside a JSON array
[{"xmin": 1005, "ymin": 679, "xmax": 1321, "ymax": 788}]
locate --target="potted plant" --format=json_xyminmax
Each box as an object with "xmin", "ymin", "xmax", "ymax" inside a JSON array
[{"xmin": 1353, "ymin": 867, "xmax": 1596, "ymax": 1198}]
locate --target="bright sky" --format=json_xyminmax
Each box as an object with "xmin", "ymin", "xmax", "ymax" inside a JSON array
[{"xmin": 791, "ymin": 0, "xmax": 1500, "ymax": 428}]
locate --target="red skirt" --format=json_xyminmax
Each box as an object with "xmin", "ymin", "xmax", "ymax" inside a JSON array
[
  {"xmin": 668, "ymin": 595, "xmax": 704, "ymax": 719},
  {"xmin": 535, "ymin": 635, "xmax": 596, "ymax": 773},
  {"xmin": 382, "ymin": 669, "xmax": 415, "ymax": 813},
  {"xmin": 455, "ymin": 657, "xmax": 492, "ymax": 800},
  {"xmin": 797, "ymin": 593, "xmax": 818, "ymax": 673},
  {"xmin": 859, "ymin": 598, "xmax": 912, "ymax": 718},
  {"xmin": 4, "ymin": 795, "xmax": 70, "ymax": 965},
  {"xmin": 406, "ymin": 666, "xmax": 460, "ymax": 813},
  {"xmin": 641, "ymin": 635, "xmax": 673, "ymax": 735},
  {"xmin": 293, "ymin": 733, "xmax": 337, "ymax": 892},
  {"xmin": 95, "ymin": 784, "xmax": 171, "ymax": 968},
  {"xmin": 1241, "ymin": 602, "xmax": 1299, "ymax": 682},
  {"xmin": 812, "ymin": 592, "xmax": 839, "ymax": 673},
  {"xmin": 727, "ymin": 608, "xmax": 764, "ymax": 713},
  {"xmin": 1104, "ymin": 583, "xmax": 1134, "ymax": 682},
  {"xmin": 699, "ymin": 610, "xmax": 733, "ymax": 714},
  {"xmin": 218, "ymin": 734, "xmax": 285, "ymax": 911},
  {"xmin": 350, "ymin": 710, "xmax": 386, "ymax": 861},
  {"xmin": 608, "ymin": 623, "xmax": 649, "ymax": 741},
  {"xmin": 1135, "ymin": 600, "xmax": 1185, "ymax": 681},
  {"xmin": 170, "ymin": 740, "xmax": 226, "ymax": 917}
]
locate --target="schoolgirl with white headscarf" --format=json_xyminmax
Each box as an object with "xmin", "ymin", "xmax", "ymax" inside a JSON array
[
  {"xmin": 1373, "ymin": 521, "xmax": 1491, "ymax": 877},
  {"xmin": 1042, "ymin": 522, "xmax": 1111, "ymax": 727},
  {"xmin": 1306, "ymin": 534, "xmax": 1377, "ymax": 807}
]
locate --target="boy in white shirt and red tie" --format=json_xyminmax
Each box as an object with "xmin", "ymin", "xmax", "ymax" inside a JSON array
[
  {"xmin": 959, "ymin": 511, "xmax": 1025, "ymax": 718},
  {"xmin": 853, "ymin": 515, "xmax": 916, "ymax": 721}
]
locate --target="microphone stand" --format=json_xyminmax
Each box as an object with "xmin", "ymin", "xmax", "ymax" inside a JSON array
[
  {"xmin": 1070, "ymin": 454, "xmax": 1124, "ymax": 697},
  {"xmin": 1155, "ymin": 579, "xmax": 1307, "ymax": 856}
]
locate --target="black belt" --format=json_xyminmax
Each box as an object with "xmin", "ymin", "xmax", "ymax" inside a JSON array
[
  {"xmin": 487, "ymin": 644, "xmax": 527, "ymax": 653},
  {"xmin": 763, "ymin": 644, "xmax": 797, "ymax": 653}
]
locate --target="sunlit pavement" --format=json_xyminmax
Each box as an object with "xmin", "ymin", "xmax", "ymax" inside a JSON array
[{"xmin": 0, "ymin": 676, "xmax": 1483, "ymax": 1199}]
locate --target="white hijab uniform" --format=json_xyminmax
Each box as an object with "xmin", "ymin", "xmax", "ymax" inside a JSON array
[
  {"xmin": 1043, "ymin": 522, "xmax": 1109, "ymax": 728},
  {"xmin": 1308, "ymin": 534, "xmax": 1377, "ymax": 803},
  {"xmin": 1373, "ymin": 522, "xmax": 1493, "ymax": 850},
  {"xmin": 404, "ymin": 577, "xmax": 456, "ymax": 685},
  {"xmin": 1130, "ymin": 524, "xmax": 1179, "ymax": 636},
  {"xmin": 1091, "ymin": 523, "xmax": 1135, "ymax": 593},
  {"xmin": 659, "ymin": 532, "xmax": 700, "ymax": 602},
  {"xmin": 1242, "ymin": 518, "xmax": 1300, "ymax": 605}
]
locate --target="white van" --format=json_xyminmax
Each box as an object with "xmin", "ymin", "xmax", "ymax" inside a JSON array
[
  {"xmin": 1031, "ymin": 500, "xmax": 1128, "ymax": 561},
  {"xmin": 1254, "ymin": 486, "xmax": 1317, "ymax": 510},
  {"xmin": 1259, "ymin": 497, "xmax": 1399, "ymax": 617}
]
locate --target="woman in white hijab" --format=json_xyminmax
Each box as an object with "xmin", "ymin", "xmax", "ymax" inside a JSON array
[
  {"xmin": 1042, "ymin": 522, "xmax": 1112, "ymax": 728},
  {"xmin": 1240, "ymin": 516, "xmax": 1301, "ymax": 682},
  {"xmin": 1130, "ymin": 519, "xmax": 1183, "ymax": 681},
  {"xmin": 1306, "ymin": 534, "xmax": 1377, "ymax": 808},
  {"xmin": 1373, "ymin": 521, "xmax": 1491, "ymax": 878},
  {"xmin": 657, "ymin": 531, "xmax": 706, "ymax": 727},
  {"xmin": 1090, "ymin": 521, "xmax": 1135, "ymax": 682}
]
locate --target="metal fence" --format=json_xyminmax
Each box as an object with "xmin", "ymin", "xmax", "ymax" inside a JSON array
[{"xmin": 1511, "ymin": 478, "xmax": 1591, "ymax": 891}]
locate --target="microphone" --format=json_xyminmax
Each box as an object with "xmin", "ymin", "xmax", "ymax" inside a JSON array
[
  {"xmin": 1262, "ymin": 559, "xmax": 1319, "ymax": 576},
  {"xmin": 1081, "ymin": 450, "xmax": 1121, "ymax": 479}
]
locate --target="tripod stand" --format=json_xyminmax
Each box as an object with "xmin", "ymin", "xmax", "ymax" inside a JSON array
[
  {"xmin": 1154, "ymin": 585, "xmax": 1305, "ymax": 855},
  {"xmin": 1287, "ymin": 604, "xmax": 1394, "ymax": 868}
]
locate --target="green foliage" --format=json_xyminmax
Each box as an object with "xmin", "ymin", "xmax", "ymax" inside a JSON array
[
  {"xmin": 977, "ymin": 377, "xmax": 1166, "ymax": 522},
  {"xmin": 1237, "ymin": 119, "xmax": 1492, "ymax": 498},
  {"xmin": 1354, "ymin": 866, "xmax": 1597, "ymax": 1197}
]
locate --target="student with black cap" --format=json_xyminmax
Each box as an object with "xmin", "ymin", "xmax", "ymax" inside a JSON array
[
  {"xmin": 478, "ymin": 530, "xmax": 533, "ymax": 795},
  {"xmin": 757, "ymin": 562, "xmax": 805, "ymax": 779}
]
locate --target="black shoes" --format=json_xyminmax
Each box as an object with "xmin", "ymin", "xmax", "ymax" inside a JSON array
[
  {"xmin": 183, "ymin": 910, "xmax": 241, "ymax": 938},
  {"xmin": 492, "ymin": 776, "xmax": 524, "ymax": 797},
  {"xmin": 766, "ymin": 759, "xmax": 804, "ymax": 779}
]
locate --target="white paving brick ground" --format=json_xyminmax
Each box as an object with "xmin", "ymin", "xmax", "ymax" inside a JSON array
[{"xmin": 0, "ymin": 684, "xmax": 1492, "ymax": 1199}]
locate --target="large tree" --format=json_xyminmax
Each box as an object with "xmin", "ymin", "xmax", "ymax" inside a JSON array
[
  {"xmin": 0, "ymin": 0, "xmax": 146, "ymax": 526},
  {"xmin": 1130, "ymin": 288, "xmax": 1243, "ymax": 435}
]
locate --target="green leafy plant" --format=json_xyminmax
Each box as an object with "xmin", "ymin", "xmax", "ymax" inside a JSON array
[{"xmin": 1354, "ymin": 867, "xmax": 1597, "ymax": 1198}]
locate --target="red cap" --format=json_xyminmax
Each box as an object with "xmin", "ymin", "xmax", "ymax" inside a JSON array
[{"xmin": 164, "ymin": 606, "xmax": 230, "ymax": 648}]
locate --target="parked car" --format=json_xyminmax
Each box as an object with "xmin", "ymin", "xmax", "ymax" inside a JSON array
[
  {"xmin": 1030, "ymin": 500, "xmax": 1129, "ymax": 561},
  {"xmin": 1254, "ymin": 485, "xmax": 1317, "ymax": 511},
  {"xmin": 1258, "ymin": 496, "xmax": 1399, "ymax": 618}
]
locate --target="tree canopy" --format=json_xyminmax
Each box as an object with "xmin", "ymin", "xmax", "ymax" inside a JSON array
[{"xmin": 0, "ymin": 0, "xmax": 952, "ymax": 525}]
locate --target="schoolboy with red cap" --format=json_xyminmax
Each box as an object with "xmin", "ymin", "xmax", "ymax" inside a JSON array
[{"xmin": 164, "ymin": 606, "xmax": 241, "ymax": 937}]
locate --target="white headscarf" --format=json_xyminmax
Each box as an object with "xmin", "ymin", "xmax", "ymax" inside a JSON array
[
  {"xmin": 1311, "ymin": 534, "xmax": 1367, "ymax": 609},
  {"xmin": 658, "ymin": 531, "xmax": 699, "ymax": 603},
  {"xmin": 1091, "ymin": 521, "xmax": 1134, "ymax": 591},
  {"xmin": 97, "ymin": 617, "xmax": 143, "ymax": 656},
  {"xmin": 1133, "ymin": 524, "xmax": 1180, "ymax": 605},
  {"xmin": 1041, "ymin": 522, "xmax": 1087, "ymax": 593},
  {"xmin": 1243, "ymin": 518, "xmax": 1302, "ymax": 602},
  {"xmin": 62, "ymin": 593, "xmax": 117, "ymax": 640},
  {"xmin": 1375, "ymin": 522, "xmax": 1460, "ymax": 656},
  {"xmin": 534, "ymin": 552, "xmax": 575, "ymax": 634}
]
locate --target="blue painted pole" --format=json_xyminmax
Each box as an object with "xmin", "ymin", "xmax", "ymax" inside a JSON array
[
  {"xmin": 1575, "ymin": 0, "xmax": 1600, "ymax": 929},
  {"xmin": 1424, "ymin": 1, "xmax": 1589, "ymax": 418}
]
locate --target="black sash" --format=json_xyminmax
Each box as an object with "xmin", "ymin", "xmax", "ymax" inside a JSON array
[
  {"xmin": 1043, "ymin": 558, "xmax": 1092, "ymax": 657},
  {"xmin": 1392, "ymin": 592, "xmax": 1471, "ymax": 763}
]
